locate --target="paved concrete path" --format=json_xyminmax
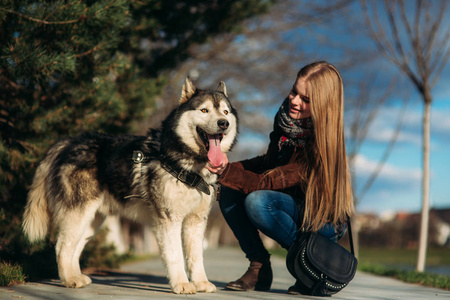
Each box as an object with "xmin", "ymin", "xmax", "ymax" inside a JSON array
[{"xmin": 1, "ymin": 247, "xmax": 448, "ymax": 299}]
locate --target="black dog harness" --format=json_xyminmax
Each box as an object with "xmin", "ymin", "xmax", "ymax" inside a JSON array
[
  {"xmin": 131, "ymin": 150, "xmax": 211, "ymax": 195},
  {"xmin": 160, "ymin": 161, "xmax": 211, "ymax": 195}
]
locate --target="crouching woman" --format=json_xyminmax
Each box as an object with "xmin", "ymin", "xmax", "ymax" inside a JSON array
[{"xmin": 207, "ymin": 61, "xmax": 354, "ymax": 294}]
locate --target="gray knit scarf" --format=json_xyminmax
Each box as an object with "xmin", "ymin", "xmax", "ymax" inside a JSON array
[{"xmin": 274, "ymin": 98, "xmax": 314, "ymax": 149}]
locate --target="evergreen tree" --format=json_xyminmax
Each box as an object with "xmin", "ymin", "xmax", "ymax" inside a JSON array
[{"xmin": 0, "ymin": 0, "xmax": 273, "ymax": 265}]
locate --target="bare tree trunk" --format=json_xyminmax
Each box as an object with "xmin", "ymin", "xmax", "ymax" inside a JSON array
[{"xmin": 416, "ymin": 100, "xmax": 431, "ymax": 272}]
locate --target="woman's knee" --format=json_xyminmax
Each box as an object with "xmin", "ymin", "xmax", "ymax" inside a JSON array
[
  {"xmin": 244, "ymin": 190, "xmax": 271, "ymax": 210},
  {"xmin": 244, "ymin": 190, "xmax": 273, "ymax": 222}
]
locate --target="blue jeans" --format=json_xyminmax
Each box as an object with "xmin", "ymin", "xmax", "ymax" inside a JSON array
[{"xmin": 219, "ymin": 187, "xmax": 337, "ymax": 261}]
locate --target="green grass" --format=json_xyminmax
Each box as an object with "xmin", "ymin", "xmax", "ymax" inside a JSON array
[
  {"xmin": 0, "ymin": 261, "xmax": 26, "ymax": 287},
  {"xmin": 358, "ymin": 263, "xmax": 449, "ymax": 290},
  {"xmin": 358, "ymin": 247, "xmax": 449, "ymax": 290},
  {"xmin": 271, "ymin": 246, "xmax": 450, "ymax": 290},
  {"xmin": 358, "ymin": 247, "xmax": 450, "ymax": 266}
]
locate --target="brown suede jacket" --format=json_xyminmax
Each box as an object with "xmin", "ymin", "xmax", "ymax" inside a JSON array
[{"xmin": 217, "ymin": 131, "xmax": 309, "ymax": 202}]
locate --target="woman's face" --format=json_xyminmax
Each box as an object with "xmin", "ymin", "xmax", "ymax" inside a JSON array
[{"xmin": 288, "ymin": 77, "xmax": 311, "ymax": 120}]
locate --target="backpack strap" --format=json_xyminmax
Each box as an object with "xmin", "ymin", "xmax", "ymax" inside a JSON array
[{"xmin": 347, "ymin": 216, "xmax": 355, "ymax": 256}]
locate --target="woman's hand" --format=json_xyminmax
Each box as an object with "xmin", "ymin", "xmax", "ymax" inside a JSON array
[{"xmin": 206, "ymin": 154, "xmax": 228, "ymax": 175}]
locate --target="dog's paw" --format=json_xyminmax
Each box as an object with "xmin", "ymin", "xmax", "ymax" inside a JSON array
[
  {"xmin": 194, "ymin": 281, "xmax": 216, "ymax": 293},
  {"xmin": 62, "ymin": 275, "xmax": 91, "ymax": 288},
  {"xmin": 81, "ymin": 274, "xmax": 92, "ymax": 285},
  {"xmin": 172, "ymin": 282, "xmax": 197, "ymax": 294}
]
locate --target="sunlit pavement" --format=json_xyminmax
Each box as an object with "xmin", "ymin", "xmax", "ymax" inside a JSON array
[{"xmin": 2, "ymin": 247, "xmax": 449, "ymax": 299}]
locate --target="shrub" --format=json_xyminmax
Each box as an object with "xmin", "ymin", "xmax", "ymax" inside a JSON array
[{"xmin": 0, "ymin": 261, "xmax": 26, "ymax": 287}]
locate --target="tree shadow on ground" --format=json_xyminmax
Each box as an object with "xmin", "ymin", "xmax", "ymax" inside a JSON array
[
  {"xmin": 29, "ymin": 269, "xmax": 291, "ymax": 296},
  {"xmin": 88, "ymin": 269, "xmax": 229, "ymax": 293}
]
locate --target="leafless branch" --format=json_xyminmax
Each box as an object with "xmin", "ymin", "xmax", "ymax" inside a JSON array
[{"xmin": 356, "ymin": 94, "xmax": 410, "ymax": 202}]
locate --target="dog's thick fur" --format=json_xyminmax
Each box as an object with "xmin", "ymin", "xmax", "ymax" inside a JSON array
[{"xmin": 22, "ymin": 78, "xmax": 238, "ymax": 294}]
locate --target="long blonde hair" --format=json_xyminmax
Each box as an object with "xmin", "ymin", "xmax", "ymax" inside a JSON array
[{"xmin": 298, "ymin": 61, "xmax": 354, "ymax": 231}]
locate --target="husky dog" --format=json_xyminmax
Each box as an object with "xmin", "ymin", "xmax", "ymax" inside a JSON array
[{"xmin": 22, "ymin": 77, "xmax": 238, "ymax": 294}]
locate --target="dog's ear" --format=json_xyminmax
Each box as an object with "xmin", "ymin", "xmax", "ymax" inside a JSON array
[
  {"xmin": 180, "ymin": 77, "xmax": 196, "ymax": 104},
  {"xmin": 216, "ymin": 81, "xmax": 227, "ymax": 97}
]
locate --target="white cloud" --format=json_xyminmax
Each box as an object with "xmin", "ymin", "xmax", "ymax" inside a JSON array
[
  {"xmin": 350, "ymin": 106, "xmax": 422, "ymax": 146},
  {"xmin": 357, "ymin": 104, "xmax": 450, "ymax": 146},
  {"xmin": 352, "ymin": 153, "xmax": 421, "ymax": 183},
  {"xmin": 431, "ymin": 110, "xmax": 450, "ymax": 133},
  {"xmin": 366, "ymin": 126, "xmax": 421, "ymax": 145}
]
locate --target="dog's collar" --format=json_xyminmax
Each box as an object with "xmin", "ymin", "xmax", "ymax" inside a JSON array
[{"xmin": 160, "ymin": 160, "xmax": 211, "ymax": 195}]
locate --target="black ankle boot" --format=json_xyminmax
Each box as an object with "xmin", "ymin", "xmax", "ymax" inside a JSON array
[
  {"xmin": 287, "ymin": 280, "xmax": 310, "ymax": 295},
  {"xmin": 287, "ymin": 281, "xmax": 302, "ymax": 295},
  {"xmin": 226, "ymin": 260, "xmax": 273, "ymax": 291}
]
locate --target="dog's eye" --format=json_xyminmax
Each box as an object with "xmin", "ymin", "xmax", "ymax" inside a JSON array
[
  {"xmin": 223, "ymin": 110, "xmax": 228, "ymax": 115},
  {"xmin": 201, "ymin": 108, "xmax": 208, "ymax": 113}
]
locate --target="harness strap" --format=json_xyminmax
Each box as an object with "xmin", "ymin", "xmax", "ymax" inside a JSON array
[
  {"xmin": 347, "ymin": 216, "xmax": 355, "ymax": 256},
  {"xmin": 130, "ymin": 150, "xmax": 211, "ymax": 196},
  {"xmin": 160, "ymin": 161, "xmax": 211, "ymax": 195}
]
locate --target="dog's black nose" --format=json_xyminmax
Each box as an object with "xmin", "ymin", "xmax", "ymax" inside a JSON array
[{"xmin": 218, "ymin": 119, "xmax": 229, "ymax": 130}]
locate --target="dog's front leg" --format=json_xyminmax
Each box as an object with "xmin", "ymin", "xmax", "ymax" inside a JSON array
[
  {"xmin": 155, "ymin": 220, "xmax": 196, "ymax": 294},
  {"xmin": 182, "ymin": 214, "xmax": 216, "ymax": 293}
]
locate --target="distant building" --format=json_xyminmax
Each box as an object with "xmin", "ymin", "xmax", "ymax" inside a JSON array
[{"xmin": 356, "ymin": 208, "xmax": 450, "ymax": 248}]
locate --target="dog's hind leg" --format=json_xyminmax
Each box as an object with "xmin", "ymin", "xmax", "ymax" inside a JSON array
[
  {"xmin": 55, "ymin": 202, "xmax": 100, "ymax": 288},
  {"xmin": 182, "ymin": 213, "xmax": 216, "ymax": 293},
  {"xmin": 71, "ymin": 212, "xmax": 106, "ymax": 285},
  {"xmin": 155, "ymin": 220, "xmax": 196, "ymax": 294}
]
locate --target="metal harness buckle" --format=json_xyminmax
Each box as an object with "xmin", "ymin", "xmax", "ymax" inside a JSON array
[
  {"xmin": 177, "ymin": 170, "xmax": 188, "ymax": 182},
  {"xmin": 132, "ymin": 150, "xmax": 144, "ymax": 163}
]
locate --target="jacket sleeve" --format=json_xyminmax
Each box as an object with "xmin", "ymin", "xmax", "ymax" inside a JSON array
[{"xmin": 217, "ymin": 160, "xmax": 302, "ymax": 194}]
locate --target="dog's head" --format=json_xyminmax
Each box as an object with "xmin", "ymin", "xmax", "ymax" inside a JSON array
[{"xmin": 162, "ymin": 77, "xmax": 238, "ymax": 166}]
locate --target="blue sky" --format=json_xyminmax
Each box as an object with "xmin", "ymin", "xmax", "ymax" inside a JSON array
[{"xmin": 353, "ymin": 76, "xmax": 450, "ymax": 215}]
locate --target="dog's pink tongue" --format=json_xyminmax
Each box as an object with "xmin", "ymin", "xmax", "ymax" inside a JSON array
[{"xmin": 207, "ymin": 134, "xmax": 224, "ymax": 167}]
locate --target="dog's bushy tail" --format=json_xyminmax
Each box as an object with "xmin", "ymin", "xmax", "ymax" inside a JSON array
[{"xmin": 22, "ymin": 156, "xmax": 52, "ymax": 243}]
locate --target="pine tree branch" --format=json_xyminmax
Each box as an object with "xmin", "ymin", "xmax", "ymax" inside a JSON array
[
  {"xmin": 0, "ymin": 73, "xmax": 22, "ymax": 90},
  {"xmin": 99, "ymin": 0, "xmax": 118, "ymax": 14},
  {"xmin": 0, "ymin": 8, "xmax": 80, "ymax": 25},
  {"xmin": 74, "ymin": 42, "xmax": 107, "ymax": 58}
]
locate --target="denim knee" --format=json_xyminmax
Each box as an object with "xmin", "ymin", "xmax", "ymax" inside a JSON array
[
  {"xmin": 244, "ymin": 191, "xmax": 269, "ymax": 221},
  {"xmin": 243, "ymin": 190, "xmax": 299, "ymax": 249}
]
